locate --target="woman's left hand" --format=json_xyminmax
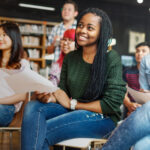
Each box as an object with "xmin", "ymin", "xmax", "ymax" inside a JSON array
[{"xmin": 53, "ymin": 89, "xmax": 70, "ymax": 109}]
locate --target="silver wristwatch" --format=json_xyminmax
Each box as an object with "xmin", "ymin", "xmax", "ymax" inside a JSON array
[{"xmin": 70, "ymin": 99, "xmax": 77, "ymax": 110}]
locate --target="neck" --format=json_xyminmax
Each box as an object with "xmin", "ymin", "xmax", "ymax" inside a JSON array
[
  {"xmin": 137, "ymin": 63, "xmax": 140, "ymax": 70},
  {"xmin": 63, "ymin": 19, "xmax": 75, "ymax": 29},
  {"xmin": 1, "ymin": 49, "xmax": 11, "ymax": 67},
  {"xmin": 82, "ymin": 46, "xmax": 97, "ymax": 64}
]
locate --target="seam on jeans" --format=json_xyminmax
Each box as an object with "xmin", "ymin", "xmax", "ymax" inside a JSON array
[
  {"xmin": 47, "ymin": 117, "xmax": 112, "ymax": 134},
  {"xmin": 34, "ymin": 111, "xmax": 40, "ymax": 150}
]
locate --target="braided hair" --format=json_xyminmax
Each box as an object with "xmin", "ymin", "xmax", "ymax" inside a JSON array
[{"xmin": 76, "ymin": 8, "xmax": 113, "ymax": 101}]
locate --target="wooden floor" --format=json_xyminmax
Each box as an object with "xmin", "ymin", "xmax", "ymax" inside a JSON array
[{"xmin": 0, "ymin": 131, "xmax": 21, "ymax": 150}]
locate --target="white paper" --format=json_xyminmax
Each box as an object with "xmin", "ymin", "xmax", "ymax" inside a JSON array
[
  {"xmin": 127, "ymin": 86, "xmax": 150, "ymax": 104},
  {"xmin": 0, "ymin": 68, "xmax": 58, "ymax": 98}
]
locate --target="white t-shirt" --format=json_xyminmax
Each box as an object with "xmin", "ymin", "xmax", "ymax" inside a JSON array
[{"xmin": 14, "ymin": 59, "xmax": 30, "ymax": 113}]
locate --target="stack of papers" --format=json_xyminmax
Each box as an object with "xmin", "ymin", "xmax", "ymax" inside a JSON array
[{"xmin": 0, "ymin": 67, "xmax": 58, "ymax": 98}]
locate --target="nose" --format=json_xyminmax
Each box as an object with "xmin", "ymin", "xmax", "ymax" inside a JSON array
[
  {"xmin": 80, "ymin": 27, "xmax": 87, "ymax": 33},
  {"xmin": 0, "ymin": 34, "xmax": 3, "ymax": 40}
]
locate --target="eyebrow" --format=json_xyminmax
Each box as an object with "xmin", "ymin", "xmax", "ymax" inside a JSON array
[{"xmin": 79, "ymin": 21, "xmax": 96, "ymax": 27}]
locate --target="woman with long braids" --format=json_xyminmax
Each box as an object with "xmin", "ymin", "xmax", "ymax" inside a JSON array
[
  {"xmin": 21, "ymin": 8, "xmax": 126, "ymax": 150},
  {"xmin": 0, "ymin": 22, "xmax": 30, "ymax": 126}
]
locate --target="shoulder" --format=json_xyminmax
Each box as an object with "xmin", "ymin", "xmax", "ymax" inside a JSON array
[
  {"xmin": 141, "ymin": 54, "xmax": 150, "ymax": 64},
  {"xmin": 106, "ymin": 50, "xmax": 120, "ymax": 65},
  {"xmin": 64, "ymin": 50, "xmax": 81, "ymax": 60},
  {"xmin": 51, "ymin": 22, "xmax": 63, "ymax": 31},
  {"xmin": 20, "ymin": 59, "xmax": 30, "ymax": 69}
]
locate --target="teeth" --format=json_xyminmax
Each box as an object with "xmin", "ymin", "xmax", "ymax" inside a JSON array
[{"xmin": 79, "ymin": 35, "xmax": 87, "ymax": 40}]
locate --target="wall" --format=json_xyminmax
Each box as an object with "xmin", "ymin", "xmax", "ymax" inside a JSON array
[{"xmin": 0, "ymin": 0, "xmax": 150, "ymax": 55}]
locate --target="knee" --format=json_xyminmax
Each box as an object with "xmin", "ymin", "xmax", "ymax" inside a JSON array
[
  {"xmin": 24, "ymin": 100, "xmax": 41, "ymax": 116},
  {"xmin": 0, "ymin": 104, "xmax": 15, "ymax": 115}
]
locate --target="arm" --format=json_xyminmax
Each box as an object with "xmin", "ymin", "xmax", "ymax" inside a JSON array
[
  {"xmin": 139, "ymin": 57, "xmax": 150, "ymax": 90},
  {"xmin": 54, "ymin": 89, "xmax": 102, "ymax": 113},
  {"xmin": 123, "ymin": 92, "xmax": 141, "ymax": 115},
  {"xmin": 47, "ymin": 26, "xmax": 60, "ymax": 54},
  {"xmin": 0, "ymin": 93, "xmax": 26, "ymax": 105}
]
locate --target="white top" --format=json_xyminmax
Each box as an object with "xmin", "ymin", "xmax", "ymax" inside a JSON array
[{"xmin": 14, "ymin": 59, "xmax": 30, "ymax": 113}]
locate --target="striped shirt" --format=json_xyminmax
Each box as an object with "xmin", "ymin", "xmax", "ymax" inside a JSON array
[
  {"xmin": 48, "ymin": 20, "xmax": 77, "ymax": 62},
  {"xmin": 123, "ymin": 66, "xmax": 140, "ymax": 102}
]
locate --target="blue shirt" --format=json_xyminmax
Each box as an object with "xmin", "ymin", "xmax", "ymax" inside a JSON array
[{"xmin": 139, "ymin": 54, "xmax": 150, "ymax": 90}]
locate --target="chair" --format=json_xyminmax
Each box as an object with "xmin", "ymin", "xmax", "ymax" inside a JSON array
[
  {"xmin": 0, "ymin": 93, "xmax": 30, "ymax": 150},
  {"xmin": 51, "ymin": 138, "xmax": 107, "ymax": 150}
]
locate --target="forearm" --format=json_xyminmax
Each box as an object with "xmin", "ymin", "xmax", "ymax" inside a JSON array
[
  {"xmin": 76, "ymin": 100, "xmax": 102, "ymax": 113},
  {"xmin": 0, "ymin": 93, "xmax": 27, "ymax": 105},
  {"xmin": 47, "ymin": 44, "xmax": 55, "ymax": 54}
]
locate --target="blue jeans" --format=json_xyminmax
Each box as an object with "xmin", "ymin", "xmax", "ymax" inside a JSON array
[
  {"xmin": 101, "ymin": 101, "xmax": 150, "ymax": 150},
  {"xmin": 0, "ymin": 104, "xmax": 15, "ymax": 126},
  {"xmin": 21, "ymin": 100, "xmax": 115, "ymax": 150}
]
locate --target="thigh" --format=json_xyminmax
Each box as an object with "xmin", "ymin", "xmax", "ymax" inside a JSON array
[
  {"xmin": 23, "ymin": 100, "xmax": 69, "ymax": 120},
  {"xmin": 0, "ymin": 104, "xmax": 15, "ymax": 126},
  {"xmin": 46, "ymin": 110, "xmax": 115, "ymax": 145}
]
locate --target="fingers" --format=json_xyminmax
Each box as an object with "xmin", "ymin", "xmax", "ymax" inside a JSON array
[{"xmin": 35, "ymin": 92, "xmax": 51, "ymax": 103}]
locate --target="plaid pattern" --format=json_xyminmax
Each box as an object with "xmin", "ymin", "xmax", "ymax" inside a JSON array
[{"xmin": 48, "ymin": 20, "xmax": 77, "ymax": 62}]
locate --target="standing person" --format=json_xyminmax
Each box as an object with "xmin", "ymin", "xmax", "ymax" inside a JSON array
[
  {"xmin": 49, "ymin": 28, "xmax": 76, "ymax": 86},
  {"xmin": 21, "ymin": 8, "xmax": 126, "ymax": 150},
  {"xmin": 0, "ymin": 22, "xmax": 30, "ymax": 126},
  {"xmin": 47, "ymin": 0, "xmax": 78, "ymax": 62},
  {"xmin": 123, "ymin": 42, "xmax": 150, "ymax": 118}
]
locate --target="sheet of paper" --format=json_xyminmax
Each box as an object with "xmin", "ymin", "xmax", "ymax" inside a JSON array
[
  {"xmin": 127, "ymin": 86, "xmax": 150, "ymax": 104},
  {"xmin": 0, "ymin": 68, "xmax": 58, "ymax": 98}
]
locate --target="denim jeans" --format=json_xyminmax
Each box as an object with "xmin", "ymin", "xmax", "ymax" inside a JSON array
[
  {"xmin": 0, "ymin": 104, "xmax": 15, "ymax": 126},
  {"xmin": 21, "ymin": 100, "xmax": 115, "ymax": 150},
  {"xmin": 101, "ymin": 101, "xmax": 150, "ymax": 150}
]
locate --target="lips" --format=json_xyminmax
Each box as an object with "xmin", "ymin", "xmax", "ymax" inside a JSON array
[{"xmin": 78, "ymin": 35, "xmax": 88, "ymax": 41}]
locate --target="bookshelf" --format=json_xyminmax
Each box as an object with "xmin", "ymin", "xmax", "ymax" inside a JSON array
[{"xmin": 0, "ymin": 16, "xmax": 58, "ymax": 71}]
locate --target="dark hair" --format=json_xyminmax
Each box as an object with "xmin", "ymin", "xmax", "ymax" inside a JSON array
[
  {"xmin": 135, "ymin": 42, "xmax": 150, "ymax": 49},
  {"xmin": 0, "ymin": 22, "xmax": 23, "ymax": 67},
  {"xmin": 76, "ymin": 8, "xmax": 113, "ymax": 101},
  {"xmin": 63, "ymin": 0, "xmax": 78, "ymax": 11}
]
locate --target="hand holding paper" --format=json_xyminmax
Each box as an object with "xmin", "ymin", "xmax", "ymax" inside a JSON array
[{"xmin": 127, "ymin": 86, "xmax": 150, "ymax": 104}]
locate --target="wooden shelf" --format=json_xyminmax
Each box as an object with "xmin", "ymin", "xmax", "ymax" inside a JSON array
[{"xmin": 0, "ymin": 16, "xmax": 58, "ymax": 70}]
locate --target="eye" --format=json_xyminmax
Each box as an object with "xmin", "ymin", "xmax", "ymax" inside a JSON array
[
  {"xmin": 77, "ymin": 23, "xmax": 83, "ymax": 28},
  {"xmin": 87, "ymin": 26, "xmax": 94, "ymax": 31}
]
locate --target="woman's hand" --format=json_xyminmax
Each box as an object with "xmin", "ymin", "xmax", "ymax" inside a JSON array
[
  {"xmin": 35, "ymin": 91, "xmax": 56, "ymax": 103},
  {"xmin": 126, "ymin": 102, "xmax": 141, "ymax": 115},
  {"xmin": 53, "ymin": 89, "xmax": 70, "ymax": 109}
]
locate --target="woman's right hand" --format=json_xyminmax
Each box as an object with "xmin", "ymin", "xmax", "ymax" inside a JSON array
[{"xmin": 35, "ymin": 91, "xmax": 56, "ymax": 103}]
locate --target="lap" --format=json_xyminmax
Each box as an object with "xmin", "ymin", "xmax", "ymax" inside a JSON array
[{"xmin": 45, "ymin": 110, "xmax": 115, "ymax": 145}]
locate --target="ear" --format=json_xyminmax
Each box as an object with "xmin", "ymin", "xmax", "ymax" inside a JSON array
[{"xmin": 74, "ymin": 11, "xmax": 78, "ymax": 17}]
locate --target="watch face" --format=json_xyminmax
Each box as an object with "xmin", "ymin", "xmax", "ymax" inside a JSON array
[{"xmin": 70, "ymin": 99, "xmax": 77, "ymax": 110}]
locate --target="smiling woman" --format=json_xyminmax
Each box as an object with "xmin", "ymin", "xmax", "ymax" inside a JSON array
[
  {"xmin": 0, "ymin": 22, "xmax": 30, "ymax": 127},
  {"xmin": 21, "ymin": 8, "xmax": 126, "ymax": 150}
]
